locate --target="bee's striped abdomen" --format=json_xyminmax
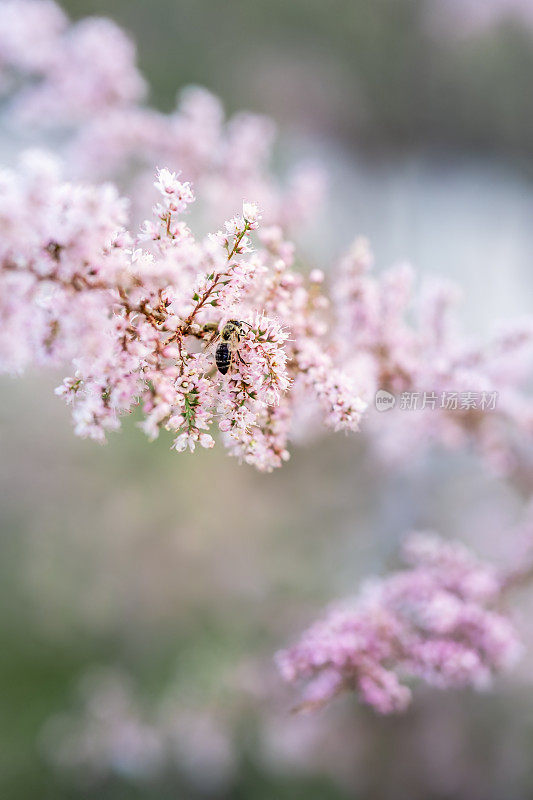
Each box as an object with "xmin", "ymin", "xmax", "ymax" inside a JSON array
[{"xmin": 215, "ymin": 342, "xmax": 231, "ymax": 375}]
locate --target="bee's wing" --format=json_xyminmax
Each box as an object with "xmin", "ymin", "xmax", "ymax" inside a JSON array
[
  {"xmin": 202, "ymin": 332, "xmax": 220, "ymax": 357},
  {"xmin": 197, "ymin": 333, "xmax": 221, "ymax": 379}
]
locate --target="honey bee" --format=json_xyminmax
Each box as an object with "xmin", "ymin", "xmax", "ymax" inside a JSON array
[{"xmin": 203, "ymin": 320, "xmax": 252, "ymax": 375}]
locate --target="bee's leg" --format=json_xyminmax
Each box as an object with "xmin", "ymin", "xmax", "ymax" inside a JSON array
[{"xmin": 236, "ymin": 351, "xmax": 249, "ymax": 367}]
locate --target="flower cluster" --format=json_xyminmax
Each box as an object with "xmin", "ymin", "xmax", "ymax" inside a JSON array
[
  {"xmin": 331, "ymin": 237, "xmax": 533, "ymax": 475},
  {"xmin": 42, "ymin": 668, "xmax": 237, "ymax": 788},
  {"xmin": 0, "ymin": 154, "xmax": 364, "ymax": 469},
  {"xmin": 0, "ymin": 1, "xmax": 324, "ymax": 233},
  {"xmin": 0, "ymin": 1, "xmax": 531, "ymax": 475},
  {"xmin": 277, "ymin": 532, "xmax": 522, "ymax": 714}
]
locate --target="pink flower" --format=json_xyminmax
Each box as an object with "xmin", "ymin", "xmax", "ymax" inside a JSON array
[
  {"xmin": 277, "ymin": 532, "xmax": 522, "ymax": 714},
  {"xmin": 154, "ymin": 169, "xmax": 194, "ymax": 213},
  {"xmin": 242, "ymin": 201, "xmax": 261, "ymax": 229},
  {"xmin": 0, "ymin": 0, "xmax": 531, "ymax": 482}
]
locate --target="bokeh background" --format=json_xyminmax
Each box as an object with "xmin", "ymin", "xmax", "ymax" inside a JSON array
[{"xmin": 1, "ymin": 1, "xmax": 533, "ymax": 798}]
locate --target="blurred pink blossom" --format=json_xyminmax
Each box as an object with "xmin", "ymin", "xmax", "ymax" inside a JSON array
[{"xmin": 277, "ymin": 532, "xmax": 523, "ymax": 714}]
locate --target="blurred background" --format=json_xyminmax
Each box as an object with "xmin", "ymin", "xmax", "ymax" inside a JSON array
[{"xmin": 1, "ymin": 1, "xmax": 533, "ymax": 798}]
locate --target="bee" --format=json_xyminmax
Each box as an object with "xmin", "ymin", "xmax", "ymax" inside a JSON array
[{"xmin": 203, "ymin": 320, "xmax": 252, "ymax": 375}]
